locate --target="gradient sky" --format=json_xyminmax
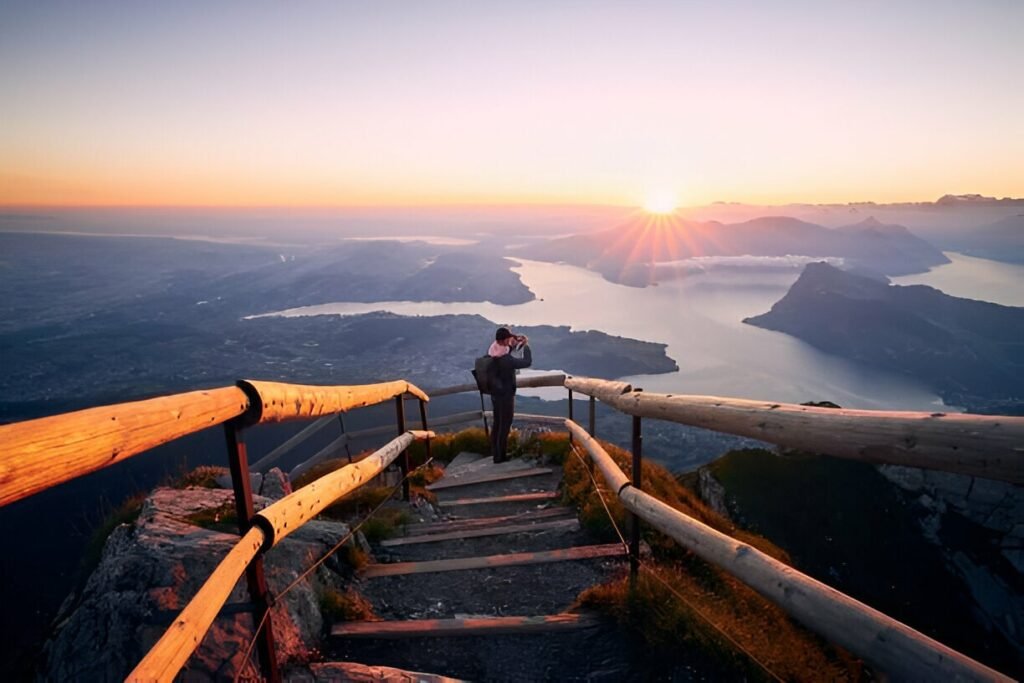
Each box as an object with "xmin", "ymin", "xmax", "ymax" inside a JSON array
[{"xmin": 1, "ymin": 0, "xmax": 1021, "ymax": 208}]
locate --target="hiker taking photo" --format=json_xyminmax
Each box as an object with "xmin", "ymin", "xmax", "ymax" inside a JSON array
[{"xmin": 485, "ymin": 326, "xmax": 532, "ymax": 463}]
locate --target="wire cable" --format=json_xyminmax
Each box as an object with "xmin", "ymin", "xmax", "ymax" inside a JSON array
[
  {"xmin": 233, "ymin": 603, "xmax": 272, "ymax": 683},
  {"xmin": 636, "ymin": 561, "xmax": 785, "ymax": 683},
  {"xmin": 569, "ymin": 444, "xmax": 630, "ymax": 552},
  {"xmin": 232, "ymin": 456, "xmax": 436, "ymax": 682},
  {"xmin": 570, "ymin": 441, "xmax": 784, "ymax": 682},
  {"xmin": 277, "ymin": 456, "xmax": 434, "ymax": 600}
]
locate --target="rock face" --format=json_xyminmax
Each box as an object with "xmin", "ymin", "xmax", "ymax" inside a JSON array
[
  {"xmin": 880, "ymin": 466, "xmax": 1024, "ymax": 655},
  {"xmin": 38, "ymin": 484, "xmax": 351, "ymax": 681}
]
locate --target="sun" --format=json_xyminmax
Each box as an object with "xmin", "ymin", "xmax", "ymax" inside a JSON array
[{"xmin": 643, "ymin": 192, "xmax": 678, "ymax": 215}]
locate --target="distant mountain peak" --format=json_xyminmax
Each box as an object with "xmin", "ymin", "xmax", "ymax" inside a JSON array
[{"xmin": 936, "ymin": 193, "xmax": 998, "ymax": 205}]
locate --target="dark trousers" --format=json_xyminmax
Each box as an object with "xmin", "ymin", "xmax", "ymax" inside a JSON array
[{"xmin": 490, "ymin": 393, "xmax": 515, "ymax": 463}]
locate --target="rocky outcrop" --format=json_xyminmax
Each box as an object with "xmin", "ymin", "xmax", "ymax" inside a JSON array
[
  {"xmin": 879, "ymin": 466, "xmax": 1024, "ymax": 655},
  {"xmin": 744, "ymin": 262, "xmax": 1024, "ymax": 411},
  {"xmin": 39, "ymin": 483, "xmax": 352, "ymax": 681},
  {"xmin": 697, "ymin": 469, "xmax": 730, "ymax": 520}
]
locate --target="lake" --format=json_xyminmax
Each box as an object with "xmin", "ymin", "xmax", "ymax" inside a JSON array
[{"xmin": 256, "ymin": 252, "xmax": 1024, "ymax": 411}]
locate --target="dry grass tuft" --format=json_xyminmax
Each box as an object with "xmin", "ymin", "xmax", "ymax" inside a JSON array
[
  {"xmin": 170, "ymin": 465, "xmax": 225, "ymax": 490},
  {"xmin": 319, "ymin": 587, "xmax": 376, "ymax": 622},
  {"xmin": 556, "ymin": 433, "xmax": 862, "ymax": 681}
]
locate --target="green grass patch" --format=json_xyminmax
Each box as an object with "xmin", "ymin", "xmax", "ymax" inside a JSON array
[
  {"xmin": 185, "ymin": 501, "xmax": 238, "ymax": 532},
  {"xmin": 359, "ymin": 507, "xmax": 411, "ymax": 543}
]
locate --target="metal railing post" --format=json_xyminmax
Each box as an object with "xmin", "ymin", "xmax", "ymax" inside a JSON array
[
  {"xmin": 567, "ymin": 388, "xmax": 574, "ymax": 445},
  {"xmin": 224, "ymin": 423, "xmax": 281, "ymax": 683},
  {"xmin": 419, "ymin": 399, "xmax": 432, "ymax": 466},
  {"xmin": 478, "ymin": 390, "xmax": 490, "ymax": 440},
  {"xmin": 395, "ymin": 396, "xmax": 409, "ymax": 501},
  {"xmin": 588, "ymin": 396, "xmax": 596, "ymax": 437},
  {"xmin": 630, "ymin": 415, "xmax": 642, "ymax": 587},
  {"xmin": 337, "ymin": 413, "xmax": 353, "ymax": 463}
]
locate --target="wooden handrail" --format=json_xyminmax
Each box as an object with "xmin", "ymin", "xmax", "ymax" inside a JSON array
[
  {"xmin": 129, "ymin": 430, "xmax": 433, "ymax": 683},
  {"xmin": 567, "ymin": 419, "xmax": 1012, "ymax": 682},
  {"xmin": 567, "ymin": 382, "xmax": 1024, "ymax": 484},
  {"xmin": 126, "ymin": 526, "xmax": 266, "ymax": 683},
  {"xmin": 565, "ymin": 421, "xmax": 630, "ymax": 494},
  {"xmin": 0, "ymin": 387, "xmax": 250, "ymax": 508},
  {"xmin": 258, "ymin": 430, "xmax": 433, "ymax": 547},
  {"xmin": 240, "ymin": 379, "xmax": 429, "ymax": 424},
  {"xmin": 0, "ymin": 379, "xmax": 433, "ymax": 508},
  {"xmin": 564, "ymin": 376, "xmax": 633, "ymax": 403},
  {"xmin": 425, "ymin": 372, "xmax": 567, "ymax": 397}
]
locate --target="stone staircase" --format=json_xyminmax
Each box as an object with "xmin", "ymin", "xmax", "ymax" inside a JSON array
[{"xmin": 325, "ymin": 451, "xmax": 635, "ymax": 681}]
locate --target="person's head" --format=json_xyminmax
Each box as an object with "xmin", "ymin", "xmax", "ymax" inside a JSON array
[{"xmin": 495, "ymin": 327, "xmax": 514, "ymax": 346}]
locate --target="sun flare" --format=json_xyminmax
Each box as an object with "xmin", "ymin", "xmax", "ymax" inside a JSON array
[{"xmin": 643, "ymin": 193, "xmax": 678, "ymax": 215}]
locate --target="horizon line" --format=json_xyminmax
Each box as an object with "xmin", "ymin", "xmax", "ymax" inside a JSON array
[{"xmin": 2, "ymin": 193, "xmax": 1022, "ymax": 212}]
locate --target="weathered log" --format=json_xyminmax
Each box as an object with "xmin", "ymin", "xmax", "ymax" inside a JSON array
[
  {"xmin": 250, "ymin": 414, "xmax": 336, "ymax": 472},
  {"xmin": 331, "ymin": 613, "xmax": 600, "ymax": 638},
  {"xmin": 126, "ymin": 526, "xmax": 266, "ymax": 683},
  {"xmin": 618, "ymin": 486, "xmax": 1010, "ymax": 681},
  {"xmin": 363, "ymin": 543, "xmax": 626, "ymax": 578},
  {"xmin": 517, "ymin": 373, "xmax": 569, "ymax": 389},
  {"xmin": 564, "ymin": 376, "xmax": 633, "ymax": 404},
  {"xmin": 570, "ymin": 433, "xmax": 1011, "ymax": 681},
  {"xmin": 0, "ymin": 386, "xmax": 249, "ymax": 508},
  {"xmin": 514, "ymin": 413, "xmax": 569, "ymax": 426},
  {"xmin": 605, "ymin": 392, "xmax": 1024, "ymax": 484},
  {"xmin": 255, "ymin": 430, "xmax": 433, "ymax": 547},
  {"xmin": 564, "ymin": 420, "xmax": 630, "ymax": 494},
  {"xmin": 240, "ymin": 380, "xmax": 429, "ymax": 424},
  {"xmin": 427, "ymin": 373, "xmax": 567, "ymax": 398}
]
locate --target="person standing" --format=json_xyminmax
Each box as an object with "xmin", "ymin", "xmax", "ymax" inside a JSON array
[{"xmin": 488, "ymin": 326, "xmax": 532, "ymax": 463}]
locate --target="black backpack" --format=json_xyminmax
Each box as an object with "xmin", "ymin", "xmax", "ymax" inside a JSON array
[{"xmin": 472, "ymin": 355, "xmax": 503, "ymax": 394}]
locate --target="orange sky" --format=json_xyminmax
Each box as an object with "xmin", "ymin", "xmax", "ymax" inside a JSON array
[{"xmin": 2, "ymin": 2, "xmax": 1022, "ymax": 209}]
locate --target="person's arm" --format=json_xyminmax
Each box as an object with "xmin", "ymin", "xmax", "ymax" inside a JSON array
[{"xmin": 510, "ymin": 344, "xmax": 532, "ymax": 369}]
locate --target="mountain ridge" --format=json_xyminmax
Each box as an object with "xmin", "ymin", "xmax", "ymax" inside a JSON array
[
  {"xmin": 517, "ymin": 214, "xmax": 949, "ymax": 286},
  {"xmin": 744, "ymin": 262, "xmax": 1024, "ymax": 413}
]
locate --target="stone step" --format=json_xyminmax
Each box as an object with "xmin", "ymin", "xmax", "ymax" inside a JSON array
[
  {"xmin": 296, "ymin": 661, "xmax": 466, "ymax": 682},
  {"xmin": 443, "ymin": 456, "xmax": 535, "ymax": 480},
  {"xmin": 405, "ymin": 507, "xmax": 573, "ymax": 536},
  {"xmin": 426, "ymin": 467, "xmax": 554, "ymax": 492},
  {"xmin": 443, "ymin": 451, "xmax": 490, "ymax": 473},
  {"xmin": 440, "ymin": 491, "xmax": 559, "ymax": 508},
  {"xmin": 363, "ymin": 544, "xmax": 626, "ymax": 578},
  {"xmin": 381, "ymin": 518, "xmax": 579, "ymax": 547},
  {"xmin": 332, "ymin": 613, "xmax": 601, "ymax": 639}
]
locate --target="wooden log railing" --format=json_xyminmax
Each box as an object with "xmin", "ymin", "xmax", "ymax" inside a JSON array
[
  {"xmin": 564, "ymin": 419, "xmax": 1012, "ymax": 682},
  {"xmin": 281, "ymin": 373, "xmax": 570, "ymax": 479},
  {"xmin": 239, "ymin": 379, "xmax": 428, "ymax": 424},
  {"xmin": 564, "ymin": 376, "xmax": 1024, "ymax": 485},
  {"xmin": 127, "ymin": 430, "xmax": 433, "ymax": 683},
  {"xmin": 0, "ymin": 387, "xmax": 250, "ymax": 508},
  {"xmin": 3, "ymin": 370, "xmax": 1021, "ymax": 680},
  {"xmin": 0, "ymin": 379, "xmax": 429, "ymax": 509}
]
